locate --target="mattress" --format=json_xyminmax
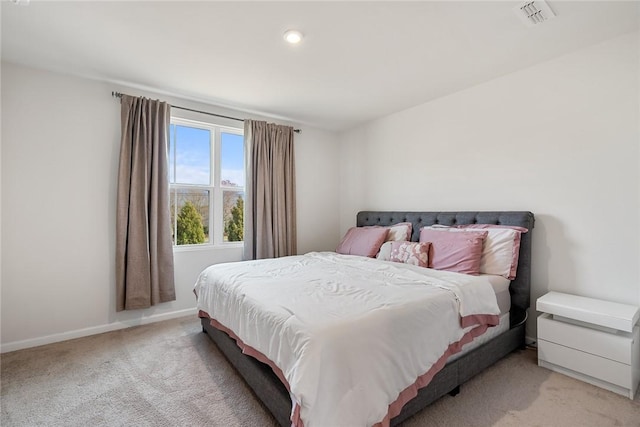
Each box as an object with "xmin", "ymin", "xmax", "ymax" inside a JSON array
[
  {"xmin": 446, "ymin": 312, "xmax": 509, "ymax": 363},
  {"xmin": 195, "ymin": 252, "xmax": 501, "ymax": 427},
  {"xmin": 485, "ymin": 274, "xmax": 511, "ymax": 315},
  {"xmin": 445, "ymin": 275, "xmax": 510, "ymax": 363}
]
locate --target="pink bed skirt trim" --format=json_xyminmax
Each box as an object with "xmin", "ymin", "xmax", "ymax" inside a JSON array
[
  {"xmin": 199, "ymin": 311, "xmax": 292, "ymax": 392},
  {"xmin": 460, "ymin": 313, "xmax": 500, "ymax": 329},
  {"xmin": 372, "ymin": 316, "xmax": 498, "ymax": 427},
  {"xmin": 199, "ymin": 310, "xmax": 498, "ymax": 427},
  {"xmin": 199, "ymin": 310, "xmax": 306, "ymax": 427}
]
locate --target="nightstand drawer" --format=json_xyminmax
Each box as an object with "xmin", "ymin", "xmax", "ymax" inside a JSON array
[
  {"xmin": 538, "ymin": 340, "xmax": 631, "ymax": 389},
  {"xmin": 538, "ymin": 313, "xmax": 633, "ymax": 364}
]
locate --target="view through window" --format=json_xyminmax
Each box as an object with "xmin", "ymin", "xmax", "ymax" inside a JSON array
[{"xmin": 169, "ymin": 118, "xmax": 244, "ymax": 247}]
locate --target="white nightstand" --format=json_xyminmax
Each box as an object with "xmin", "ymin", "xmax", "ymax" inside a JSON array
[{"xmin": 536, "ymin": 291, "xmax": 640, "ymax": 399}]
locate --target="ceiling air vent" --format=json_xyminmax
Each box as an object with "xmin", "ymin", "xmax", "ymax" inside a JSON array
[{"xmin": 514, "ymin": 1, "xmax": 556, "ymax": 27}]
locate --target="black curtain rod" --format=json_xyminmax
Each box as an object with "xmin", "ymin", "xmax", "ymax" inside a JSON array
[{"xmin": 112, "ymin": 91, "xmax": 301, "ymax": 134}]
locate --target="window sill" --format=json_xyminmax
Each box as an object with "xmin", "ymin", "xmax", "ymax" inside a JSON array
[{"xmin": 173, "ymin": 243, "xmax": 243, "ymax": 253}]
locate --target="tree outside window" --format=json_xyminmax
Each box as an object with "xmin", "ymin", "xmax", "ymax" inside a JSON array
[{"xmin": 169, "ymin": 120, "xmax": 244, "ymax": 247}]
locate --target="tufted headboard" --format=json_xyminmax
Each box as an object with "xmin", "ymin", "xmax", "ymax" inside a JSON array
[{"xmin": 356, "ymin": 211, "xmax": 535, "ymax": 327}]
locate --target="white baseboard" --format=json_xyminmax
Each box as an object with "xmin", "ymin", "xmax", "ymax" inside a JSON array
[
  {"xmin": 0, "ymin": 307, "xmax": 198, "ymax": 354},
  {"xmin": 525, "ymin": 335, "xmax": 537, "ymax": 347}
]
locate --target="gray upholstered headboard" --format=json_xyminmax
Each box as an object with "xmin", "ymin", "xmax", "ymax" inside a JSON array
[{"xmin": 356, "ymin": 211, "xmax": 535, "ymax": 327}]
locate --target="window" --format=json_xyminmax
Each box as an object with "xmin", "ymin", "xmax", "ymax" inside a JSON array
[{"xmin": 169, "ymin": 118, "xmax": 244, "ymax": 247}]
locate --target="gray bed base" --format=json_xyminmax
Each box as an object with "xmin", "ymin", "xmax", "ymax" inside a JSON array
[{"xmin": 201, "ymin": 211, "xmax": 535, "ymax": 426}]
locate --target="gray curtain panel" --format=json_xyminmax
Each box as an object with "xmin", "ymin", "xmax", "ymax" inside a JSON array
[
  {"xmin": 116, "ymin": 95, "xmax": 176, "ymax": 311},
  {"xmin": 244, "ymin": 120, "xmax": 297, "ymax": 260}
]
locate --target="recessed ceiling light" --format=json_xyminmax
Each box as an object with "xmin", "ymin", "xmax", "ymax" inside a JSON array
[{"xmin": 283, "ymin": 30, "xmax": 303, "ymax": 44}]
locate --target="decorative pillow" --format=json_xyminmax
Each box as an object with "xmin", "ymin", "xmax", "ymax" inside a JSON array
[
  {"xmin": 388, "ymin": 241, "xmax": 430, "ymax": 268},
  {"xmin": 336, "ymin": 227, "xmax": 389, "ymax": 257},
  {"xmin": 453, "ymin": 224, "xmax": 527, "ymax": 279},
  {"xmin": 385, "ymin": 222, "xmax": 413, "ymax": 242},
  {"xmin": 376, "ymin": 241, "xmax": 393, "ymax": 261},
  {"xmin": 419, "ymin": 228, "xmax": 488, "ymax": 275},
  {"xmin": 427, "ymin": 224, "xmax": 528, "ymax": 279},
  {"xmin": 366, "ymin": 222, "xmax": 412, "ymax": 242}
]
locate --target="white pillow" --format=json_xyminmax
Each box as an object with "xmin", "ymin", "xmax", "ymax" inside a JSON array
[
  {"xmin": 377, "ymin": 241, "xmax": 393, "ymax": 260},
  {"xmin": 373, "ymin": 222, "xmax": 412, "ymax": 242},
  {"xmin": 421, "ymin": 225, "xmax": 526, "ymax": 279},
  {"xmin": 475, "ymin": 227, "xmax": 522, "ymax": 279}
]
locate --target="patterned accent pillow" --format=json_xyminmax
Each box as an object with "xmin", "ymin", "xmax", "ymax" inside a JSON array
[{"xmin": 388, "ymin": 241, "xmax": 430, "ymax": 268}]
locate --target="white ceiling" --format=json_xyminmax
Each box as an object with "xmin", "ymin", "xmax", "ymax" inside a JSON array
[{"xmin": 2, "ymin": 1, "xmax": 638, "ymax": 131}]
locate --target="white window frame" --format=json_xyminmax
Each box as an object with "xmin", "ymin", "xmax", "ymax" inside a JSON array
[{"xmin": 169, "ymin": 116, "xmax": 244, "ymax": 250}]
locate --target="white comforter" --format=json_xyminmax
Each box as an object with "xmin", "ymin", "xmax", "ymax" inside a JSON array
[{"xmin": 194, "ymin": 252, "xmax": 500, "ymax": 427}]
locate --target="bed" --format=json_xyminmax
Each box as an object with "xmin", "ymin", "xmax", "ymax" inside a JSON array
[{"xmin": 197, "ymin": 210, "xmax": 534, "ymax": 426}]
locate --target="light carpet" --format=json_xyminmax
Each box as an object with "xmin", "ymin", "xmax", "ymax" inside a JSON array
[{"xmin": 1, "ymin": 316, "xmax": 638, "ymax": 426}]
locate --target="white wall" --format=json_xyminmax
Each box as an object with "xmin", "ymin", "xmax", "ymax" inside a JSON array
[
  {"xmin": 339, "ymin": 31, "xmax": 640, "ymax": 340},
  {"xmin": 0, "ymin": 62, "xmax": 340, "ymax": 351},
  {"xmin": 2, "ymin": 30, "xmax": 637, "ymax": 350}
]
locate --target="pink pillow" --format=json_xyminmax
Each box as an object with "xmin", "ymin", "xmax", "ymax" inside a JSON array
[
  {"xmin": 389, "ymin": 241, "xmax": 430, "ymax": 268},
  {"xmin": 336, "ymin": 227, "xmax": 389, "ymax": 257},
  {"xmin": 419, "ymin": 228, "xmax": 488, "ymax": 275}
]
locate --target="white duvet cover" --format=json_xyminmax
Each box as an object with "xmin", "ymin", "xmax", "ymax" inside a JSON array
[{"xmin": 194, "ymin": 252, "xmax": 500, "ymax": 427}]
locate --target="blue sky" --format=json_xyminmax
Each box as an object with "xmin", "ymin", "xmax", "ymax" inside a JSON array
[
  {"xmin": 221, "ymin": 131, "xmax": 244, "ymax": 186},
  {"xmin": 170, "ymin": 124, "xmax": 244, "ymax": 187}
]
